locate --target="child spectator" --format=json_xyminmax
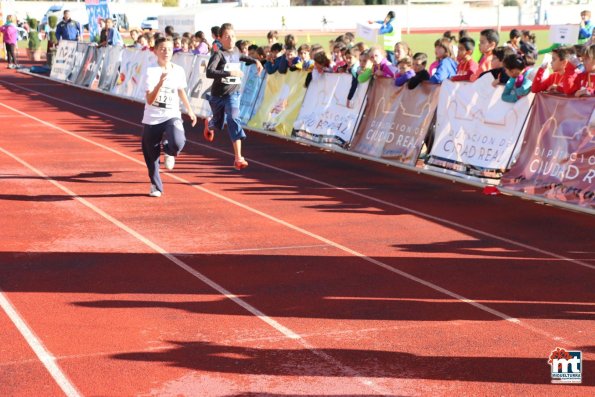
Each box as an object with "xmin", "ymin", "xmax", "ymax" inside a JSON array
[
  {"xmin": 451, "ymin": 37, "xmax": 478, "ymax": 81},
  {"xmin": 520, "ymin": 30, "xmax": 538, "ymax": 59},
  {"xmin": 502, "ymin": 54, "xmax": 533, "ymax": 103},
  {"xmin": 211, "ymin": 26, "xmax": 222, "ymax": 52},
  {"xmin": 284, "ymin": 34, "xmax": 297, "ymax": 49},
  {"xmin": 291, "ymin": 43, "xmax": 312, "ymax": 71},
  {"xmin": 354, "ymin": 42, "xmax": 366, "ymax": 53},
  {"xmin": 164, "ymin": 25, "xmax": 175, "ymax": 38},
  {"xmin": 480, "ymin": 46, "xmax": 515, "ymax": 85},
  {"xmin": 129, "ymin": 29, "xmax": 140, "ymax": 47},
  {"xmin": 332, "ymin": 42, "xmax": 347, "ymax": 72},
  {"xmin": 370, "ymin": 46, "xmax": 395, "ymax": 79},
  {"xmin": 137, "ymin": 34, "xmax": 150, "ymax": 51},
  {"xmin": 179, "ymin": 37, "xmax": 190, "ymax": 53},
  {"xmin": 429, "ymin": 41, "xmax": 457, "ymax": 83},
  {"xmin": 357, "ymin": 51, "xmax": 374, "ymax": 84},
  {"xmin": 235, "ymin": 40, "xmax": 249, "ymax": 55},
  {"xmin": 305, "ymin": 52, "xmax": 331, "ymax": 88},
  {"xmin": 394, "ymin": 56, "xmax": 415, "ymax": 86},
  {"xmin": 470, "ymin": 29, "xmax": 499, "ymax": 82},
  {"xmin": 346, "ymin": 48, "xmax": 364, "ymax": 108},
  {"xmin": 344, "ymin": 32, "xmax": 355, "ymax": 48},
  {"xmin": 442, "ymin": 31, "xmax": 458, "ymax": 58},
  {"xmin": 507, "ymin": 29, "xmax": 522, "ymax": 54},
  {"xmin": 579, "ymin": 10, "xmax": 594, "ymax": 45},
  {"xmin": 265, "ymin": 42, "xmax": 283, "ymax": 74},
  {"xmin": 284, "ymin": 47, "xmax": 298, "ymax": 72},
  {"xmin": 571, "ymin": 45, "xmax": 595, "ymax": 96},
  {"xmin": 394, "ymin": 41, "xmax": 413, "ymax": 63},
  {"xmin": 267, "ymin": 30, "xmax": 278, "ymax": 45},
  {"xmin": 531, "ymin": 47, "xmax": 578, "ymax": 95},
  {"xmin": 193, "ymin": 31, "xmax": 210, "ymax": 55},
  {"xmin": 172, "ymin": 34, "xmax": 182, "ymax": 53},
  {"xmin": 248, "ymin": 44, "xmax": 259, "ymax": 59},
  {"xmin": 0, "ymin": 15, "xmax": 18, "ymax": 69},
  {"xmin": 407, "ymin": 52, "xmax": 430, "ymax": 89}
]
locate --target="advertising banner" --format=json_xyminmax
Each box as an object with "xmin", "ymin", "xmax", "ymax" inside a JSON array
[
  {"xmin": 50, "ymin": 40, "xmax": 79, "ymax": 81},
  {"xmin": 75, "ymin": 46, "xmax": 104, "ymax": 87},
  {"xmin": 248, "ymin": 71, "xmax": 308, "ymax": 136},
  {"xmin": 293, "ymin": 72, "xmax": 369, "ymax": 147},
  {"xmin": 501, "ymin": 94, "xmax": 595, "ymax": 209},
  {"xmin": 428, "ymin": 74, "xmax": 534, "ymax": 176},
  {"xmin": 111, "ymin": 48, "xmax": 154, "ymax": 100},
  {"xmin": 85, "ymin": 0, "xmax": 111, "ymax": 43},
  {"xmin": 97, "ymin": 45, "xmax": 123, "ymax": 92},
  {"xmin": 239, "ymin": 63, "xmax": 266, "ymax": 125},
  {"xmin": 186, "ymin": 55, "xmax": 213, "ymax": 118},
  {"xmin": 350, "ymin": 80, "xmax": 438, "ymax": 165}
]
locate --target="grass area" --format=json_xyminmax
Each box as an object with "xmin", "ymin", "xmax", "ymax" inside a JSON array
[{"xmin": 17, "ymin": 29, "xmax": 551, "ymax": 63}]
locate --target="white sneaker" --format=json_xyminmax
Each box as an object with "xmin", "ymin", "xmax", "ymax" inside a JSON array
[
  {"xmin": 164, "ymin": 154, "xmax": 175, "ymax": 170},
  {"xmin": 149, "ymin": 184, "xmax": 162, "ymax": 197}
]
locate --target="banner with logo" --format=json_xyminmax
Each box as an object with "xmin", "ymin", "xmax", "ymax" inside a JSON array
[
  {"xmin": 239, "ymin": 64, "xmax": 266, "ymax": 125},
  {"xmin": 50, "ymin": 40, "xmax": 79, "ymax": 81},
  {"xmin": 186, "ymin": 55, "xmax": 213, "ymax": 118},
  {"xmin": 74, "ymin": 46, "xmax": 104, "ymax": 87},
  {"xmin": 501, "ymin": 94, "xmax": 595, "ymax": 209},
  {"xmin": 293, "ymin": 72, "xmax": 369, "ymax": 147},
  {"xmin": 67, "ymin": 43, "xmax": 91, "ymax": 84},
  {"xmin": 85, "ymin": 0, "xmax": 111, "ymax": 43},
  {"xmin": 248, "ymin": 71, "xmax": 308, "ymax": 136},
  {"xmin": 111, "ymin": 48, "xmax": 154, "ymax": 101},
  {"xmin": 350, "ymin": 80, "xmax": 439, "ymax": 165},
  {"xmin": 97, "ymin": 45, "xmax": 123, "ymax": 92},
  {"xmin": 427, "ymin": 74, "xmax": 534, "ymax": 176}
]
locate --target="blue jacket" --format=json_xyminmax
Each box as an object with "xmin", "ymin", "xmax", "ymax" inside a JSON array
[
  {"xmin": 429, "ymin": 57, "xmax": 457, "ymax": 84},
  {"xmin": 579, "ymin": 20, "xmax": 594, "ymax": 40},
  {"xmin": 56, "ymin": 19, "xmax": 81, "ymax": 41},
  {"xmin": 375, "ymin": 18, "xmax": 394, "ymax": 35},
  {"xmin": 502, "ymin": 69, "xmax": 533, "ymax": 103},
  {"xmin": 107, "ymin": 28, "xmax": 123, "ymax": 46}
]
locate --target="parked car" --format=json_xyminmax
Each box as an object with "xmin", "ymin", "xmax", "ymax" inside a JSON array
[{"xmin": 140, "ymin": 16, "xmax": 158, "ymax": 31}]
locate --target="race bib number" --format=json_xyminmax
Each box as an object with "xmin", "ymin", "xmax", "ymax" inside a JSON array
[{"xmin": 153, "ymin": 87, "xmax": 175, "ymax": 109}]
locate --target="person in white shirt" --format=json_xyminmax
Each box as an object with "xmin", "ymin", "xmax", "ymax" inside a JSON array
[{"xmin": 141, "ymin": 36, "xmax": 197, "ymax": 197}]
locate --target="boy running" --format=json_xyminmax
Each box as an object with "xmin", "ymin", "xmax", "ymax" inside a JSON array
[
  {"xmin": 204, "ymin": 23, "xmax": 263, "ymax": 170},
  {"xmin": 141, "ymin": 37, "xmax": 197, "ymax": 197}
]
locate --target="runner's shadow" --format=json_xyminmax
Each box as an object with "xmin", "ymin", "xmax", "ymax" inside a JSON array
[
  {"xmin": 0, "ymin": 193, "xmax": 147, "ymax": 202},
  {"xmin": 112, "ymin": 340, "xmax": 591, "ymax": 385}
]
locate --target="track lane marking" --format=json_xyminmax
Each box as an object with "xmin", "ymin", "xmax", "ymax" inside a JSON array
[
  {"xmin": 1, "ymin": 79, "xmax": 592, "ymax": 271},
  {"xmin": 0, "ymin": 101, "xmax": 578, "ymax": 349}
]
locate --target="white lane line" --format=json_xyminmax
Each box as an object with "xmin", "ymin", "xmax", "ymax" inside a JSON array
[
  {"xmin": 0, "ymin": 101, "xmax": 578, "ymax": 348},
  {"xmin": 0, "ymin": 145, "xmax": 391, "ymax": 396},
  {"xmin": 1, "ymin": 80, "xmax": 592, "ymax": 271},
  {"xmin": 0, "ymin": 290, "xmax": 82, "ymax": 397},
  {"xmin": 179, "ymin": 244, "xmax": 329, "ymax": 255}
]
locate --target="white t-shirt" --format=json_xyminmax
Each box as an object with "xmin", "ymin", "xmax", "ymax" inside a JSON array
[{"xmin": 142, "ymin": 63, "xmax": 187, "ymax": 125}]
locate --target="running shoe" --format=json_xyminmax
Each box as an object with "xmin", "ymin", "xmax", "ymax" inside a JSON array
[
  {"xmin": 234, "ymin": 158, "xmax": 249, "ymax": 170},
  {"xmin": 149, "ymin": 184, "xmax": 162, "ymax": 197},
  {"xmin": 164, "ymin": 153, "xmax": 175, "ymax": 170}
]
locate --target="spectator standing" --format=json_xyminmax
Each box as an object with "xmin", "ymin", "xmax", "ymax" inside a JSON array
[
  {"xmin": 56, "ymin": 10, "xmax": 81, "ymax": 42},
  {"xmin": 0, "ymin": 15, "xmax": 18, "ymax": 69},
  {"xmin": 368, "ymin": 11, "xmax": 397, "ymax": 65}
]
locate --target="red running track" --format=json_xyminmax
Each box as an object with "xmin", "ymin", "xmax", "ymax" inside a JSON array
[{"xmin": 0, "ymin": 67, "xmax": 593, "ymax": 396}]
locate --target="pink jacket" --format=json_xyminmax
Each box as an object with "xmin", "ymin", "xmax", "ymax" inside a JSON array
[{"xmin": 0, "ymin": 23, "xmax": 18, "ymax": 45}]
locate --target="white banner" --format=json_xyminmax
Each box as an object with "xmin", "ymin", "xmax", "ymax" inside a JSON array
[
  {"xmin": 111, "ymin": 48, "xmax": 155, "ymax": 101},
  {"xmin": 187, "ymin": 55, "xmax": 213, "ymax": 119},
  {"xmin": 549, "ymin": 24, "xmax": 580, "ymax": 45},
  {"xmin": 293, "ymin": 72, "xmax": 369, "ymax": 146},
  {"xmin": 50, "ymin": 41, "xmax": 79, "ymax": 81},
  {"xmin": 429, "ymin": 74, "xmax": 534, "ymax": 172},
  {"xmin": 356, "ymin": 23, "xmax": 378, "ymax": 43}
]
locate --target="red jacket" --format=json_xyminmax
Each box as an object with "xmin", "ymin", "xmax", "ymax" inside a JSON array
[
  {"xmin": 568, "ymin": 71, "xmax": 595, "ymax": 96},
  {"xmin": 531, "ymin": 62, "xmax": 578, "ymax": 95},
  {"xmin": 451, "ymin": 58, "xmax": 479, "ymax": 81}
]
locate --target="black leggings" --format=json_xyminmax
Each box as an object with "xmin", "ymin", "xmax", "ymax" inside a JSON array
[{"xmin": 5, "ymin": 43, "xmax": 16, "ymax": 65}]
